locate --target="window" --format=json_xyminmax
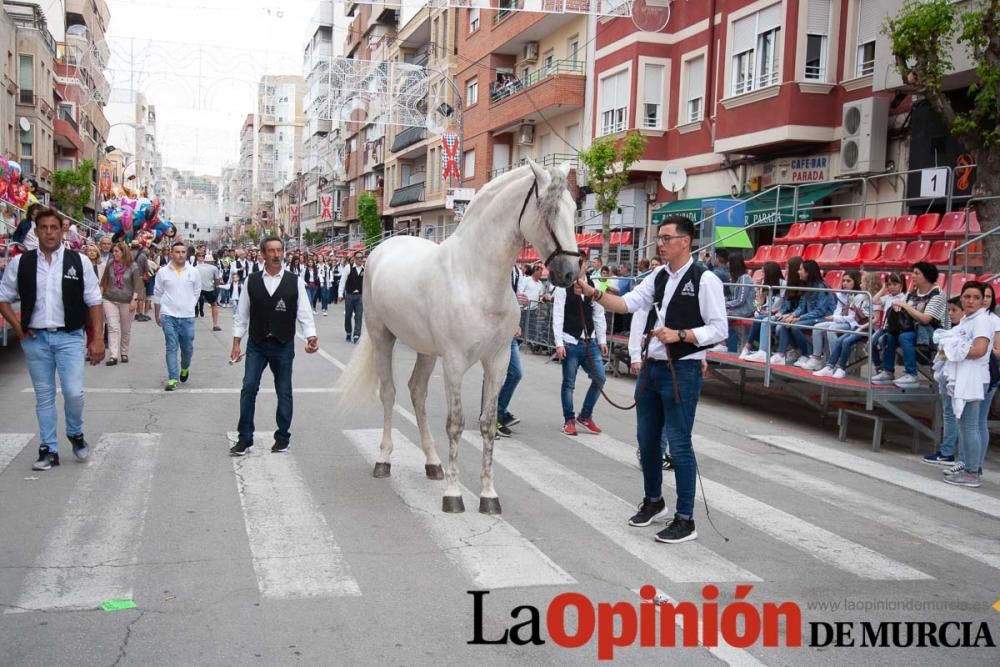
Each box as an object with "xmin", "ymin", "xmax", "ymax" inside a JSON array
[
  {"xmin": 599, "ymin": 70, "xmax": 629, "ymax": 136},
  {"xmin": 543, "ymin": 50, "xmax": 554, "ymax": 73},
  {"xmin": 466, "ymin": 78, "xmax": 478, "ymax": 106},
  {"xmin": 567, "ymin": 36, "xmax": 579, "ymax": 64},
  {"xmin": 730, "ymin": 4, "xmax": 782, "ymax": 96},
  {"xmin": 565, "ymin": 123, "xmax": 580, "ymax": 151},
  {"xmin": 18, "ymin": 54, "xmax": 32, "ymax": 104},
  {"xmin": 684, "ymin": 56, "xmax": 705, "ymax": 123},
  {"xmin": 19, "ymin": 122, "xmax": 32, "ymax": 175},
  {"xmin": 469, "ymin": 7, "xmax": 480, "ymax": 32},
  {"xmin": 463, "ymin": 149, "xmax": 475, "ymax": 179},
  {"xmin": 804, "ymin": 0, "xmax": 830, "ymax": 80},
  {"xmin": 856, "ymin": 0, "xmax": 877, "ymax": 76},
  {"xmin": 642, "ymin": 63, "xmax": 665, "ymax": 129},
  {"xmin": 520, "ymin": 65, "xmax": 530, "ymax": 82}
]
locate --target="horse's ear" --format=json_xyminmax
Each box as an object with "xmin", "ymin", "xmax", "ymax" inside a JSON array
[
  {"xmin": 555, "ymin": 161, "xmax": 572, "ymax": 179},
  {"xmin": 526, "ymin": 158, "xmax": 547, "ymax": 185}
]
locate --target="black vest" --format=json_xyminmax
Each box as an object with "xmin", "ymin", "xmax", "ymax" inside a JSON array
[
  {"xmin": 247, "ymin": 271, "xmax": 299, "ymax": 344},
  {"xmin": 562, "ymin": 277, "xmax": 596, "ymax": 340},
  {"xmin": 17, "ymin": 249, "xmax": 86, "ymax": 332},
  {"xmin": 344, "ymin": 265, "xmax": 363, "ymax": 293},
  {"xmin": 644, "ymin": 264, "xmax": 711, "ymax": 359}
]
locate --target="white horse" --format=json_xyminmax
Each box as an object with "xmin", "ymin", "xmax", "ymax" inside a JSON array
[{"xmin": 336, "ymin": 161, "xmax": 581, "ymax": 514}]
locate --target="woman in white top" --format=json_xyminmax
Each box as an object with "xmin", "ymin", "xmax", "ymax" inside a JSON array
[
  {"xmin": 801, "ymin": 270, "xmax": 866, "ymax": 371},
  {"xmin": 813, "ymin": 271, "xmax": 880, "ymax": 379},
  {"xmin": 969, "ymin": 283, "xmax": 1000, "ymax": 478},
  {"xmin": 940, "ymin": 281, "xmax": 995, "ymax": 488}
]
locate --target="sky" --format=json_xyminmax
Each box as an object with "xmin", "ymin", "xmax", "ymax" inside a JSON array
[{"xmin": 103, "ymin": 0, "xmax": 343, "ymax": 177}]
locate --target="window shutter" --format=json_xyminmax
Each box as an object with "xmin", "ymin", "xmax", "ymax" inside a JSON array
[
  {"xmin": 644, "ymin": 64, "xmax": 663, "ymax": 105},
  {"xmin": 732, "ymin": 14, "xmax": 756, "ymax": 54},
  {"xmin": 757, "ymin": 3, "xmax": 782, "ymax": 32},
  {"xmin": 686, "ymin": 56, "xmax": 705, "ymax": 100},
  {"xmin": 857, "ymin": 0, "xmax": 878, "ymax": 44},
  {"xmin": 806, "ymin": 0, "xmax": 831, "ymax": 35}
]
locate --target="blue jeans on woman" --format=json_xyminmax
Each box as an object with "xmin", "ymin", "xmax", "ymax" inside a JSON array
[
  {"xmin": 22, "ymin": 329, "xmax": 86, "ymax": 452},
  {"xmin": 305, "ymin": 286, "xmax": 317, "ymax": 309},
  {"xmin": 957, "ymin": 389, "xmax": 987, "ymax": 477},
  {"xmin": 560, "ymin": 339, "xmax": 605, "ymax": 421},
  {"xmin": 975, "ymin": 383, "xmax": 997, "ymax": 473},
  {"xmin": 829, "ymin": 332, "xmax": 866, "ymax": 369},
  {"xmin": 777, "ymin": 318, "xmax": 822, "ymax": 355},
  {"xmin": 882, "ymin": 331, "xmax": 918, "ymax": 375},
  {"xmin": 938, "ymin": 381, "xmax": 958, "ymax": 458}
]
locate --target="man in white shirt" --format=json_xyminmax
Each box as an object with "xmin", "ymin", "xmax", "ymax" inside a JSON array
[
  {"xmin": 577, "ymin": 216, "xmax": 727, "ymax": 545},
  {"xmin": 229, "ymin": 236, "xmax": 319, "ymax": 455},
  {"xmin": 153, "ymin": 241, "xmax": 202, "ymax": 391},
  {"xmin": 339, "ymin": 251, "xmax": 366, "ymax": 343},
  {"xmin": 552, "ymin": 273, "xmax": 608, "ymax": 437},
  {"xmin": 0, "ymin": 208, "xmax": 105, "ymax": 470}
]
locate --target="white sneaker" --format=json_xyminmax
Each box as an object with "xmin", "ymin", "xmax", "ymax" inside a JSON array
[
  {"xmin": 871, "ymin": 370, "xmax": 895, "ymax": 384},
  {"xmin": 944, "ymin": 461, "xmax": 966, "ymax": 475},
  {"xmin": 738, "ymin": 349, "xmax": 751, "ymax": 360},
  {"xmin": 832, "ymin": 368, "xmax": 847, "ymax": 379},
  {"xmin": 711, "ymin": 344, "xmax": 728, "ymax": 353},
  {"xmin": 793, "ymin": 355, "xmax": 811, "ymax": 369},
  {"xmin": 744, "ymin": 350, "xmax": 768, "ymax": 363},
  {"xmin": 769, "ymin": 353, "xmax": 786, "ymax": 366},
  {"xmin": 786, "ymin": 351, "xmax": 800, "ymax": 365},
  {"xmin": 813, "ymin": 366, "xmax": 834, "ymax": 377},
  {"xmin": 894, "ymin": 373, "xmax": 920, "ymax": 387},
  {"xmin": 804, "ymin": 357, "xmax": 825, "ymax": 371}
]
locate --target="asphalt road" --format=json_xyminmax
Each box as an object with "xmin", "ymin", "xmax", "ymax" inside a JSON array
[{"xmin": 0, "ymin": 302, "xmax": 997, "ymax": 666}]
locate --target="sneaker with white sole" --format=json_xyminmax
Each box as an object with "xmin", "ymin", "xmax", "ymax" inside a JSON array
[
  {"xmin": 744, "ymin": 350, "xmax": 768, "ymax": 363},
  {"xmin": 893, "ymin": 373, "xmax": 920, "ymax": 388},
  {"xmin": 944, "ymin": 461, "xmax": 966, "ymax": 475},
  {"xmin": 812, "ymin": 366, "xmax": 835, "ymax": 377},
  {"xmin": 655, "ymin": 515, "xmax": 698, "ymax": 544},
  {"xmin": 943, "ymin": 471, "xmax": 981, "ymax": 487},
  {"xmin": 793, "ymin": 356, "xmax": 811, "ymax": 369},
  {"xmin": 738, "ymin": 349, "xmax": 751, "ymax": 360},
  {"xmin": 628, "ymin": 497, "xmax": 669, "ymax": 527},
  {"xmin": 872, "ymin": 370, "xmax": 895, "ymax": 384},
  {"xmin": 804, "ymin": 357, "xmax": 826, "ymax": 371},
  {"xmin": 832, "ymin": 368, "xmax": 848, "ymax": 379},
  {"xmin": 769, "ymin": 353, "xmax": 786, "ymax": 366},
  {"xmin": 921, "ymin": 452, "xmax": 955, "ymax": 466}
]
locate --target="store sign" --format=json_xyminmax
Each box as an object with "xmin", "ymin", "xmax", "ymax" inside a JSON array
[
  {"xmin": 761, "ymin": 155, "xmax": 829, "ymax": 186},
  {"xmin": 445, "ymin": 187, "xmax": 475, "ymax": 210}
]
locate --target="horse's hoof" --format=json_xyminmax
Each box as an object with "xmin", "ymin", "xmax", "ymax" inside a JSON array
[
  {"xmin": 425, "ymin": 464, "xmax": 444, "ymax": 480},
  {"xmin": 479, "ymin": 497, "xmax": 502, "ymax": 515},
  {"xmin": 373, "ymin": 462, "xmax": 391, "ymax": 478},
  {"xmin": 442, "ymin": 495, "xmax": 465, "ymax": 513}
]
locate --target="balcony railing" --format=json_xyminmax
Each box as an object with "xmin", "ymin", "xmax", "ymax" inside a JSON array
[
  {"xmin": 391, "ymin": 126, "xmax": 427, "ymax": 153},
  {"xmin": 490, "ymin": 59, "xmax": 585, "ymax": 104},
  {"xmin": 489, "ymin": 153, "xmax": 578, "ymax": 180},
  {"xmin": 58, "ymin": 107, "xmax": 79, "ymax": 131},
  {"xmin": 389, "ymin": 182, "xmax": 425, "ymax": 207},
  {"xmin": 493, "ymin": 0, "xmax": 523, "ymax": 25}
]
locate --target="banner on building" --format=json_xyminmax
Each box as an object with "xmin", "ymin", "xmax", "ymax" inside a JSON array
[
  {"xmin": 99, "ymin": 166, "xmax": 113, "ymax": 195},
  {"xmin": 290, "ymin": 205, "xmax": 299, "ymax": 223},
  {"xmin": 320, "ymin": 194, "xmax": 334, "ymax": 220},
  {"xmin": 441, "ymin": 134, "xmax": 460, "ymax": 180}
]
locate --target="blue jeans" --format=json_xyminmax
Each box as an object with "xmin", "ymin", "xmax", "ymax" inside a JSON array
[
  {"xmin": 238, "ymin": 338, "xmax": 295, "ymax": 446},
  {"xmin": 560, "ymin": 339, "xmax": 605, "ymax": 421},
  {"xmin": 637, "ymin": 360, "xmax": 702, "ymax": 517},
  {"xmin": 218, "ymin": 287, "xmax": 230, "ymax": 305},
  {"xmin": 976, "ymin": 383, "xmax": 997, "ymax": 472},
  {"xmin": 726, "ymin": 322, "xmax": 747, "ymax": 353},
  {"xmin": 830, "ymin": 333, "xmax": 865, "ymax": 369},
  {"xmin": 161, "ymin": 315, "xmax": 195, "ymax": 381},
  {"xmin": 497, "ymin": 338, "xmax": 522, "ymax": 422},
  {"xmin": 938, "ymin": 381, "xmax": 958, "ymax": 458},
  {"xmin": 869, "ymin": 330, "xmax": 887, "ymax": 370},
  {"xmin": 882, "ymin": 331, "xmax": 917, "ymax": 375},
  {"xmin": 812, "ymin": 321, "xmax": 852, "ymax": 358},
  {"xmin": 344, "ymin": 293, "xmax": 363, "ymax": 338},
  {"xmin": 305, "ymin": 286, "xmax": 317, "ymax": 309},
  {"xmin": 778, "ymin": 318, "xmax": 822, "ymax": 355},
  {"xmin": 22, "ymin": 329, "xmax": 86, "ymax": 451},
  {"xmin": 957, "ymin": 391, "xmax": 986, "ymax": 476},
  {"xmin": 320, "ymin": 286, "xmax": 331, "ymax": 311}
]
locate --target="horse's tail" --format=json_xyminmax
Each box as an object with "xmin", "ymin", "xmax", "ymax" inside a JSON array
[{"xmin": 335, "ymin": 332, "xmax": 380, "ymax": 416}]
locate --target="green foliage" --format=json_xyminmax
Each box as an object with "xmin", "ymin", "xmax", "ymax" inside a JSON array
[
  {"xmin": 302, "ymin": 229, "xmax": 323, "ymax": 247},
  {"xmin": 52, "ymin": 159, "xmax": 95, "ymax": 221},
  {"xmin": 885, "ymin": 0, "xmax": 1000, "ymax": 148},
  {"xmin": 578, "ymin": 132, "xmax": 648, "ymax": 214},
  {"xmin": 246, "ymin": 227, "xmax": 260, "ymax": 244},
  {"xmin": 358, "ymin": 192, "xmax": 381, "ymax": 247}
]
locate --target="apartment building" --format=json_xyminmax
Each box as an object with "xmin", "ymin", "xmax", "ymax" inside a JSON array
[
  {"xmin": 57, "ymin": 0, "xmax": 110, "ymax": 169},
  {"xmin": 0, "ymin": 10, "xmax": 16, "ymax": 163},
  {"xmin": 258, "ymin": 74, "xmax": 305, "ymax": 228}
]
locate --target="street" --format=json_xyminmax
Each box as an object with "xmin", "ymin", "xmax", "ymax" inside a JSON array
[{"xmin": 0, "ymin": 302, "xmax": 997, "ymax": 666}]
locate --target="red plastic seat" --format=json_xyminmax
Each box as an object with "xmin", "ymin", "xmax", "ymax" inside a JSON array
[
  {"xmin": 803, "ymin": 243, "xmax": 823, "ymax": 262},
  {"xmin": 784, "ymin": 243, "xmax": 805, "ymax": 260},
  {"xmin": 856, "ymin": 242, "xmax": 883, "ymax": 267},
  {"xmin": 926, "ymin": 240, "xmax": 957, "ymax": 265},
  {"xmin": 746, "ymin": 245, "xmax": 772, "ymax": 268},
  {"xmin": 774, "ymin": 222, "xmax": 805, "ymax": 244},
  {"xmin": 894, "ymin": 215, "xmax": 919, "ymax": 237},
  {"xmin": 915, "ymin": 213, "xmax": 941, "ymax": 237},
  {"xmin": 837, "ymin": 242, "xmax": 862, "ymax": 266},
  {"xmin": 817, "ymin": 220, "xmax": 839, "ymax": 241},
  {"xmin": 881, "ymin": 241, "xmax": 908, "ymax": 267},
  {"xmin": 824, "ymin": 270, "xmax": 844, "ymax": 289},
  {"xmin": 937, "ymin": 210, "xmax": 981, "ymax": 238},
  {"xmin": 902, "ymin": 240, "xmax": 930, "ymax": 264},
  {"xmin": 947, "ymin": 272, "xmax": 976, "ymax": 296},
  {"xmin": 799, "ymin": 221, "xmax": 823, "ymax": 242},
  {"xmin": 817, "ymin": 242, "xmax": 842, "ymax": 267},
  {"xmin": 855, "ymin": 218, "xmax": 878, "ymax": 239},
  {"xmin": 769, "ymin": 245, "xmax": 788, "ymax": 264},
  {"xmin": 835, "ymin": 219, "xmax": 857, "ymax": 240},
  {"xmin": 873, "ymin": 217, "xmax": 897, "ymax": 238}
]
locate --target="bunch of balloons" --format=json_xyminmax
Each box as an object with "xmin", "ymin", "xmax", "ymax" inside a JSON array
[
  {"xmin": 0, "ymin": 156, "xmax": 29, "ymax": 209},
  {"xmin": 99, "ymin": 190, "xmax": 176, "ymax": 243}
]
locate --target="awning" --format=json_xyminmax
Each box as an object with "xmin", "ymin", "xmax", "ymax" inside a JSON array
[
  {"xmin": 651, "ymin": 183, "xmax": 848, "ymax": 226},
  {"xmin": 714, "ymin": 226, "xmax": 753, "ymax": 249},
  {"xmin": 651, "ymin": 195, "xmax": 720, "ymax": 224}
]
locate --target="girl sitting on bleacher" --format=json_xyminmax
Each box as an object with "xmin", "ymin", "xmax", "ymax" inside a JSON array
[
  {"xmin": 771, "ymin": 260, "xmax": 835, "ymax": 366},
  {"xmin": 812, "ymin": 272, "xmax": 882, "ymax": 379},
  {"xmin": 801, "ymin": 270, "xmax": 865, "ymax": 371},
  {"xmin": 739, "ymin": 261, "xmax": 784, "ymax": 363}
]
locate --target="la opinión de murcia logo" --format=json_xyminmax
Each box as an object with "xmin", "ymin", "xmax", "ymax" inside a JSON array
[{"xmin": 468, "ymin": 587, "xmax": 996, "ymax": 660}]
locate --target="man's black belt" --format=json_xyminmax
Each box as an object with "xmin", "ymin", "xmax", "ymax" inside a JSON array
[{"xmin": 29, "ymin": 326, "xmax": 69, "ymax": 333}]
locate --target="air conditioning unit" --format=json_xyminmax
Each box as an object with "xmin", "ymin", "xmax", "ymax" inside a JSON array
[
  {"xmin": 840, "ymin": 97, "xmax": 889, "ymax": 174},
  {"xmin": 517, "ymin": 124, "xmax": 535, "ymax": 146},
  {"xmin": 522, "ymin": 42, "xmax": 539, "ymax": 63}
]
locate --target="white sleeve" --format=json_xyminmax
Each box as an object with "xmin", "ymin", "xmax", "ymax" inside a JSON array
[
  {"xmin": 82, "ymin": 258, "xmax": 103, "ymax": 307},
  {"xmin": 552, "ymin": 287, "xmax": 566, "ymax": 347},
  {"xmin": 232, "ymin": 282, "xmax": 251, "ymax": 338},
  {"xmin": 691, "ymin": 271, "xmax": 728, "ymax": 347},
  {"xmin": 629, "ymin": 308, "xmax": 647, "ymax": 363},
  {"xmin": 622, "ymin": 267, "xmax": 660, "ymax": 313},
  {"xmin": 593, "ymin": 298, "xmax": 607, "ymax": 346},
  {"xmin": 0, "ymin": 254, "xmax": 21, "ymax": 303},
  {"xmin": 338, "ymin": 270, "xmax": 347, "ymax": 299},
  {"xmin": 296, "ymin": 276, "xmax": 317, "ymax": 338},
  {"xmin": 152, "ymin": 267, "xmax": 164, "ymax": 304}
]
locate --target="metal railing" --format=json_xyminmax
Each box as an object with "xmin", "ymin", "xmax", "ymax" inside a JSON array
[
  {"xmin": 493, "ymin": 0, "xmax": 522, "ymax": 25},
  {"xmin": 389, "ymin": 182, "xmax": 425, "ymax": 207},
  {"xmin": 490, "ymin": 59, "xmax": 585, "ymax": 103},
  {"xmin": 58, "ymin": 107, "xmax": 79, "ymax": 131},
  {"xmin": 489, "ymin": 153, "xmax": 578, "ymax": 180}
]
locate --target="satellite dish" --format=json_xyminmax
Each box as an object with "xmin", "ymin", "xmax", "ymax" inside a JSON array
[
  {"xmin": 660, "ymin": 165, "xmax": 687, "ymax": 193},
  {"xmin": 630, "ymin": 0, "xmax": 672, "ymax": 33},
  {"xmin": 19, "ymin": 117, "xmax": 31, "ymax": 132}
]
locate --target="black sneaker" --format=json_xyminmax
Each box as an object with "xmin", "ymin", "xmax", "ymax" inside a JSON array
[
  {"xmin": 68, "ymin": 434, "xmax": 91, "ymax": 461},
  {"xmin": 655, "ymin": 515, "xmax": 698, "ymax": 544},
  {"xmin": 495, "ymin": 422, "xmax": 512, "ymax": 438},
  {"xmin": 179, "ymin": 368, "xmax": 190, "ymax": 383},
  {"xmin": 662, "ymin": 454, "xmax": 674, "ymax": 471},
  {"xmin": 229, "ymin": 440, "xmax": 253, "ymax": 456},
  {"xmin": 32, "ymin": 446, "xmax": 60, "ymax": 471},
  {"xmin": 628, "ymin": 497, "xmax": 669, "ymax": 527},
  {"xmin": 271, "ymin": 442, "xmax": 289, "ymax": 453},
  {"xmin": 500, "ymin": 414, "xmax": 521, "ymax": 428},
  {"xmin": 345, "ymin": 333, "xmax": 351, "ymax": 342}
]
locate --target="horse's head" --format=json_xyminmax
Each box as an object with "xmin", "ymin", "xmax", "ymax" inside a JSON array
[{"xmin": 520, "ymin": 159, "xmax": 581, "ymax": 288}]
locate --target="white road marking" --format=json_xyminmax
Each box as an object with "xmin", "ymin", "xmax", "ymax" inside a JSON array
[
  {"xmin": 298, "ymin": 333, "xmax": 346, "ymax": 370},
  {"xmin": 695, "ymin": 437, "xmax": 1000, "ymax": 571},
  {"xmin": 230, "ymin": 432, "xmax": 361, "ymax": 599},
  {"xmin": 751, "ymin": 434, "xmax": 1000, "ymax": 521},
  {"xmin": 0, "ymin": 434, "xmax": 33, "ymax": 475},
  {"xmin": 22, "ymin": 387, "xmax": 340, "ymax": 394},
  {"xmin": 344, "ymin": 428, "xmax": 575, "ymax": 589},
  {"xmin": 8, "ymin": 433, "xmax": 161, "ymax": 613},
  {"xmin": 569, "ymin": 432, "xmax": 931, "ymax": 581}
]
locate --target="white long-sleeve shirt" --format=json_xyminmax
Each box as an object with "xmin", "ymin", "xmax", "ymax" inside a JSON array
[
  {"xmin": 338, "ymin": 263, "xmax": 364, "ymax": 299},
  {"xmin": 0, "ymin": 247, "xmax": 103, "ymax": 327},
  {"xmin": 552, "ymin": 286, "xmax": 607, "ymax": 346},
  {"xmin": 628, "ymin": 307, "xmax": 649, "ymax": 364},
  {"xmin": 621, "ymin": 258, "xmax": 728, "ymax": 361},
  {"xmin": 153, "ymin": 262, "xmax": 201, "ymax": 318},
  {"xmin": 232, "ymin": 268, "xmax": 317, "ymax": 340}
]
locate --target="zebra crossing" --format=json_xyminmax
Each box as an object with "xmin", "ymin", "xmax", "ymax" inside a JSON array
[{"xmin": 0, "ymin": 423, "xmax": 997, "ymax": 617}]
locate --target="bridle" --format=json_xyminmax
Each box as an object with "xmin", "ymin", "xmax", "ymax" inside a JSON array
[{"xmin": 517, "ymin": 174, "xmax": 585, "ymax": 269}]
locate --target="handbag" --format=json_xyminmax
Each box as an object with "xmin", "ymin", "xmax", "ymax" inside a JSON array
[{"xmin": 885, "ymin": 305, "xmax": 915, "ymax": 334}]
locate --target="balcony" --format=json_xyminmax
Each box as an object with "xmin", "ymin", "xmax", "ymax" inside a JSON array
[
  {"xmin": 390, "ymin": 125, "xmax": 426, "ymax": 153},
  {"xmin": 345, "ymin": 0, "xmax": 359, "ymax": 17},
  {"xmin": 491, "ymin": 60, "xmax": 585, "ymax": 104},
  {"xmin": 492, "ymin": 0, "xmax": 523, "ymax": 26},
  {"xmin": 389, "ymin": 182, "xmax": 425, "ymax": 207},
  {"xmin": 54, "ymin": 117, "xmax": 85, "ymax": 151},
  {"xmin": 489, "ymin": 153, "xmax": 578, "ymax": 180},
  {"xmin": 366, "ymin": 1, "xmax": 397, "ymax": 30}
]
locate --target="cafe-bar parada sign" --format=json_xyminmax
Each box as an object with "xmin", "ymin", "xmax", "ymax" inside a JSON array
[{"xmin": 761, "ymin": 155, "xmax": 830, "ymax": 186}]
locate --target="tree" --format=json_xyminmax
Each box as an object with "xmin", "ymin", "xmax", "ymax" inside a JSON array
[
  {"xmin": 358, "ymin": 192, "xmax": 381, "ymax": 248},
  {"xmin": 52, "ymin": 159, "xmax": 95, "ymax": 221},
  {"xmin": 302, "ymin": 229, "xmax": 323, "ymax": 247},
  {"xmin": 885, "ymin": 0, "xmax": 1000, "ymax": 263},
  {"xmin": 246, "ymin": 226, "xmax": 260, "ymax": 245},
  {"xmin": 577, "ymin": 132, "xmax": 648, "ymax": 263}
]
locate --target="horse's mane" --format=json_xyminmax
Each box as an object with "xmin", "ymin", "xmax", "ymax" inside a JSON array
[{"xmin": 456, "ymin": 163, "xmax": 569, "ymax": 234}]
